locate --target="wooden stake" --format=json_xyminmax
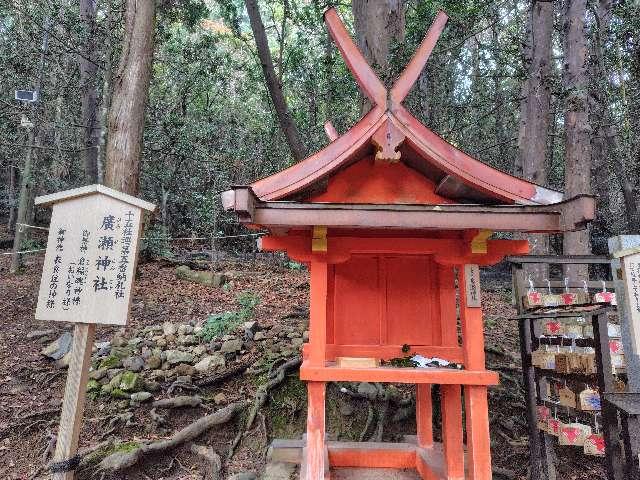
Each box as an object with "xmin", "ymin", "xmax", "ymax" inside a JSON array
[{"xmin": 52, "ymin": 323, "xmax": 96, "ymax": 480}]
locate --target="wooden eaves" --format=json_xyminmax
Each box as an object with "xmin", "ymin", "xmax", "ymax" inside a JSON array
[{"xmin": 221, "ymin": 188, "xmax": 594, "ymax": 233}]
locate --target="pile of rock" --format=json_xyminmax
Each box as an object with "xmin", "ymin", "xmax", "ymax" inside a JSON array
[{"xmin": 40, "ymin": 316, "xmax": 309, "ymax": 405}]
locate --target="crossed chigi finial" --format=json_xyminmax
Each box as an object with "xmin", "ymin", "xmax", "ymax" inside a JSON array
[{"xmin": 323, "ymin": 8, "xmax": 448, "ymax": 162}]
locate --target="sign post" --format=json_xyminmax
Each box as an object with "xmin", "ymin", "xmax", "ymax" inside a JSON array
[
  {"xmin": 609, "ymin": 235, "xmax": 640, "ymax": 393},
  {"xmin": 34, "ymin": 185, "xmax": 155, "ymax": 479}
]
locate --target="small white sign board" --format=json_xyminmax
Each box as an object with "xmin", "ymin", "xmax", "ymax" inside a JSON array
[
  {"xmin": 464, "ymin": 264, "xmax": 481, "ymax": 307},
  {"xmin": 621, "ymin": 252, "xmax": 640, "ymax": 352},
  {"xmin": 35, "ymin": 185, "xmax": 155, "ymax": 326}
]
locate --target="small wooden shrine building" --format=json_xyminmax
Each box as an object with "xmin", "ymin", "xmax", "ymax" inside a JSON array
[{"xmin": 222, "ymin": 8, "xmax": 595, "ymax": 480}]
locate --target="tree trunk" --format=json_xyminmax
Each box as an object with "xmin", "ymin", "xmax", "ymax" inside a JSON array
[
  {"xmin": 79, "ymin": 0, "xmax": 100, "ymax": 183},
  {"xmin": 562, "ymin": 0, "xmax": 592, "ymax": 280},
  {"xmin": 516, "ymin": 0, "xmax": 554, "ymax": 283},
  {"xmin": 10, "ymin": 16, "xmax": 51, "ymax": 273},
  {"xmin": 104, "ymin": 0, "xmax": 156, "ymax": 195},
  {"xmin": 7, "ymin": 163, "xmax": 17, "ymax": 232},
  {"xmin": 352, "ymin": 0, "xmax": 405, "ymax": 113},
  {"xmin": 245, "ymin": 0, "xmax": 306, "ymax": 161}
]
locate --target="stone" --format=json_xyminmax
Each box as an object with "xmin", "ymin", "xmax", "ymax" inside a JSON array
[
  {"xmin": 99, "ymin": 355, "xmax": 123, "ymax": 370},
  {"xmin": 194, "ymin": 353, "xmax": 226, "ymax": 373},
  {"xmin": 89, "ymin": 368, "xmax": 107, "ymax": 381},
  {"xmin": 178, "ymin": 334, "xmax": 198, "ymax": 346},
  {"xmin": 357, "ymin": 382, "xmax": 379, "ymax": 401},
  {"xmin": 220, "ymin": 339, "xmax": 243, "ymax": 353},
  {"xmin": 339, "ymin": 400, "xmax": 354, "ymax": 416},
  {"xmin": 130, "ymin": 391, "xmax": 153, "ymax": 403},
  {"xmin": 111, "ymin": 335, "xmax": 128, "ymax": 347},
  {"xmin": 122, "ymin": 356, "xmax": 144, "ymax": 372},
  {"xmin": 166, "ymin": 350, "xmax": 194, "ymax": 365},
  {"xmin": 106, "ymin": 368, "xmax": 123, "ymax": 379},
  {"xmin": 119, "ymin": 371, "xmax": 144, "ymax": 392},
  {"xmin": 155, "ymin": 337, "xmax": 167, "ymax": 347},
  {"xmin": 175, "ymin": 265, "xmax": 227, "ymax": 287},
  {"xmin": 165, "ymin": 334, "xmax": 176, "ymax": 344},
  {"xmin": 140, "ymin": 346, "xmax": 152, "ymax": 359},
  {"xmin": 95, "ymin": 341, "xmax": 111, "ymax": 357},
  {"xmin": 127, "ymin": 337, "xmax": 143, "ymax": 347},
  {"xmin": 27, "ymin": 329, "xmax": 56, "ymax": 340},
  {"xmin": 253, "ymin": 331, "xmax": 266, "ymax": 341},
  {"xmin": 178, "ymin": 324, "xmax": 194, "ymax": 335},
  {"xmin": 244, "ymin": 321, "xmax": 258, "ymax": 333},
  {"xmin": 145, "ymin": 355, "xmax": 162, "ymax": 370},
  {"xmin": 192, "ymin": 345, "xmax": 207, "ymax": 356},
  {"xmin": 163, "ymin": 322, "xmax": 177, "ymax": 336},
  {"xmin": 193, "ymin": 326, "xmax": 203, "ymax": 335},
  {"xmin": 263, "ymin": 462, "xmax": 296, "ymax": 480},
  {"xmin": 291, "ymin": 338, "xmax": 304, "ymax": 348},
  {"xmin": 302, "ymin": 330, "xmax": 309, "ymax": 342},
  {"xmin": 227, "ymin": 473, "xmax": 257, "ymax": 480},
  {"xmin": 213, "ymin": 392, "xmax": 227, "ymax": 405},
  {"xmin": 56, "ymin": 352, "xmax": 72, "ymax": 368},
  {"xmin": 144, "ymin": 380, "xmax": 161, "ymax": 392},
  {"xmin": 174, "ymin": 364, "xmax": 197, "ymax": 376},
  {"xmin": 40, "ymin": 332, "xmax": 72, "ymax": 360},
  {"xmin": 176, "ymin": 375, "xmax": 192, "ymax": 384}
]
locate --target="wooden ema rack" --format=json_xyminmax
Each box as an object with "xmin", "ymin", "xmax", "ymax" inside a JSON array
[{"xmin": 222, "ymin": 7, "xmax": 595, "ymax": 479}]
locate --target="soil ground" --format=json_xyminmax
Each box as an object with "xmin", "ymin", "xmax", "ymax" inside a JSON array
[{"xmin": 0, "ymin": 239, "xmax": 607, "ymax": 479}]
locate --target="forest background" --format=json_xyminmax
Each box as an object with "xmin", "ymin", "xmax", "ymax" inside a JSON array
[{"xmin": 0, "ymin": 0, "xmax": 638, "ymax": 268}]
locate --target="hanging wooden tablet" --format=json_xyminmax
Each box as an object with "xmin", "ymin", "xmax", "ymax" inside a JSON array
[
  {"xmin": 547, "ymin": 418, "xmax": 562, "ymax": 437},
  {"xmin": 578, "ymin": 389, "xmax": 601, "ymax": 411},
  {"xmin": 524, "ymin": 291, "xmax": 543, "ymax": 309},
  {"xmin": 593, "ymin": 291, "xmax": 616, "ymax": 305},
  {"xmin": 564, "ymin": 322, "xmax": 584, "ymax": 339},
  {"xmin": 542, "ymin": 294, "xmax": 562, "ymax": 307},
  {"xmin": 559, "ymin": 423, "xmax": 592, "ymax": 447},
  {"xmin": 555, "ymin": 353, "xmax": 572, "ymax": 374},
  {"xmin": 559, "ymin": 292, "xmax": 590, "ymax": 306},
  {"xmin": 578, "ymin": 353, "xmax": 597, "ymax": 375},
  {"xmin": 537, "ymin": 405, "xmax": 552, "ymax": 432},
  {"xmin": 582, "ymin": 324, "xmax": 594, "ymax": 338},
  {"xmin": 607, "ymin": 323, "xmax": 622, "ymax": 338},
  {"xmin": 584, "ymin": 433, "xmax": 606, "ymax": 456},
  {"xmin": 532, "ymin": 349, "xmax": 556, "ymax": 370},
  {"xmin": 544, "ymin": 320, "xmax": 564, "ymax": 336},
  {"xmin": 558, "ymin": 386, "xmax": 577, "ymax": 408}
]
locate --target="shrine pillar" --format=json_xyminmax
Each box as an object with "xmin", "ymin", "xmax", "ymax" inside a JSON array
[
  {"xmin": 460, "ymin": 264, "xmax": 492, "ymax": 480},
  {"xmin": 305, "ymin": 260, "xmax": 328, "ymax": 480}
]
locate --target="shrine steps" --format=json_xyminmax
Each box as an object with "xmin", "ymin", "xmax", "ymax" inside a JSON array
[{"xmin": 269, "ymin": 438, "xmax": 467, "ymax": 480}]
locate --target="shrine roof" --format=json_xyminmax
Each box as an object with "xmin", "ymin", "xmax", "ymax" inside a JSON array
[{"xmin": 222, "ymin": 8, "xmax": 594, "ymax": 234}]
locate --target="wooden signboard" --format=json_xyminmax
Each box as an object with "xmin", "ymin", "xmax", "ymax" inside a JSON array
[
  {"xmin": 464, "ymin": 264, "xmax": 481, "ymax": 307},
  {"xmin": 34, "ymin": 185, "xmax": 155, "ymax": 479},
  {"xmin": 621, "ymin": 252, "xmax": 640, "ymax": 353}
]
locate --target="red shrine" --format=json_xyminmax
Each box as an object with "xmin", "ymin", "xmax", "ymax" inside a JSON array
[{"xmin": 223, "ymin": 8, "xmax": 595, "ymax": 480}]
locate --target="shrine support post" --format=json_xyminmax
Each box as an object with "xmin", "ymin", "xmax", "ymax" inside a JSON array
[
  {"xmin": 460, "ymin": 264, "xmax": 492, "ymax": 480},
  {"xmin": 438, "ymin": 265, "xmax": 464, "ymax": 478},
  {"xmin": 305, "ymin": 260, "xmax": 328, "ymax": 480}
]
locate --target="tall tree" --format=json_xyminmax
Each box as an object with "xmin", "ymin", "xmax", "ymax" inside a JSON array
[
  {"xmin": 562, "ymin": 0, "xmax": 591, "ymax": 280},
  {"xmin": 245, "ymin": 0, "xmax": 307, "ymax": 161},
  {"xmin": 352, "ymin": 0, "xmax": 405, "ymax": 113},
  {"xmin": 10, "ymin": 16, "xmax": 51, "ymax": 273},
  {"xmin": 517, "ymin": 0, "xmax": 554, "ymax": 282},
  {"xmin": 104, "ymin": 0, "xmax": 156, "ymax": 195},
  {"xmin": 79, "ymin": 0, "xmax": 100, "ymax": 183}
]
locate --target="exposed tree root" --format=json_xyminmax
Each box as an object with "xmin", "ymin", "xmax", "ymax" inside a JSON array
[
  {"xmin": 152, "ymin": 395, "xmax": 202, "ymax": 409},
  {"xmin": 97, "ymin": 401, "xmax": 247, "ymax": 472},
  {"xmin": 196, "ymin": 361, "xmax": 252, "ymax": 388},
  {"xmin": 228, "ymin": 356, "xmax": 301, "ymax": 459}
]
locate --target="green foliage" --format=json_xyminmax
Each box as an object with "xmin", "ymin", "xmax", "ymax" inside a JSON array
[
  {"xmin": 286, "ymin": 260, "xmax": 304, "ymax": 271},
  {"xmin": 198, "ymin": 290, "xmax": 260, "ymax": 340},
  {"xmin": 140, "ymin": 223, "xmax": 173, "ymax": 258}
]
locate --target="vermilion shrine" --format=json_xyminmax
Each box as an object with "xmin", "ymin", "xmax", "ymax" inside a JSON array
[{"xmin": 223, "ymin": 8, "xmax": 595, "ymax": 480}]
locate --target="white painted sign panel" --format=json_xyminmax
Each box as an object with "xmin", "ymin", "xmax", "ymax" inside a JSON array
[
  {"xmin": 622, "ymin": 252, "xmax": 640, "ymax": 352},
  {"xmin": 464, "ymin": 264, "xmax": 481, "ymax": 307},
  {"xmin": 35, "ymin": 189, "xmax": 151, "ymax": 325}
]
